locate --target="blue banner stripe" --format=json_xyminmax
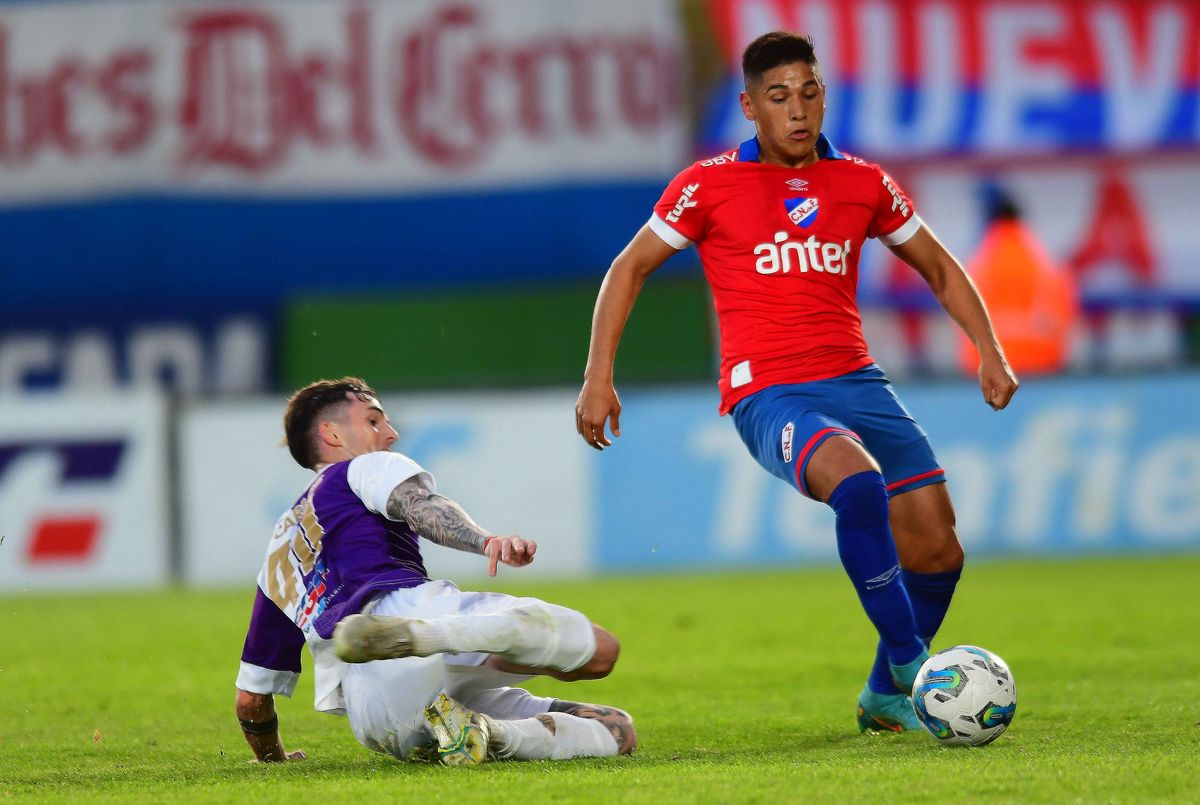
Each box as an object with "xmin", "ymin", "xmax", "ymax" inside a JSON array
[{"xmin": 0, "ymin": 182, "xmax": 686, "ymax": 309}]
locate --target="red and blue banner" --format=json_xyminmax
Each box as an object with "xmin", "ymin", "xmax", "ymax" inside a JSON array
[
  {"xmin": 0, "ymin": 0, "xmax": 687, "ymax": 322},
  {"xmin": 703, "ymin": 0, "xmax": 1200, "ymax": 157}
]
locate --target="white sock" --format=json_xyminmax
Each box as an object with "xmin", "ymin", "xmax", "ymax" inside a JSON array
[
  {"xmin": 487, "ymin": 713, "xmax": 618, "ymax": 761},
  {"xmin": 406, "ymin": 605, "xmax": 594, "ymax": 671}
]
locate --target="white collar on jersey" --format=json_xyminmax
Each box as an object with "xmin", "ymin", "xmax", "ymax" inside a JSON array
[{"xmin": 737, "ymin": 133, "xmax": 845, "ymax": 164}]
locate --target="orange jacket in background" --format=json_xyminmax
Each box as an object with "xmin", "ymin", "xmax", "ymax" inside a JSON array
[{"xmin": 961, "ymin": 220, "xmax": 1080, "ymax": 376}]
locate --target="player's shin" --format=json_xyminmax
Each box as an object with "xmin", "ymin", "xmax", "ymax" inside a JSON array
[
  {"xmin": 867, "ymin": 642, "xmax": 900, "ymax": 695},
  {"xmin": 829, "ymin": 472, "xmax": 925, "ymax": 673},
  {"xmin": 901, "ymin": 566, "xmax": 962, "ymax": 646},
  {"xmin": 488, "ymin": 713, "xmax": 619, "ymax": 760},
  {"xmin": 409, "ymin": 602, "xmax": 596, "ymax": 672}
]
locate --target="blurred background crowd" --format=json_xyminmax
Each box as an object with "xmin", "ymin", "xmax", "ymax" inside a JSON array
[{"xmin": 1, "ymin": 0, "xmax": 1197, "ymax": 591}]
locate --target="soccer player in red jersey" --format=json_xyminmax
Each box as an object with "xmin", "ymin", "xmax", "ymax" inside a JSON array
[{"xmin": 576, "ymin": 31, "xmax": 1019, "ymax": 732}]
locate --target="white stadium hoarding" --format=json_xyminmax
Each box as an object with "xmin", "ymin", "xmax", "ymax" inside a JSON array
[
  {"xmin": 0, "ymin": 0, "xmax": 686, "ymax": 202},
  {"xmin": 179, "ymin": 391, "xmax": 592, "ymax": 586},
  {"xmin": 0, "ymin": 393, "xmax": 168, "ymax": 589},
  {"xmin": 595, "ymin": 374, "xmax": 1200, "ymax": 570},
  {"xmin": 181, "ymin": 375, "xmax": 1200, "ymax": 586},
  {"xmin": 2, "ymin": 374, "xmax": 1197, "ymax": 592}
]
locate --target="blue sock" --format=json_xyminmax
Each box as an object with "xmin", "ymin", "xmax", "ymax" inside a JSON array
[
  {"xmin": 868, "ymin": 643, "xmax": 897, "ymax": 695},
  {"xmin": 903, "ymin": 567, "xmax": 962, "ymax": 645},
  {"xmin": 829, "ymin": 471, "xmax": 924, "ymax": 679},
  {"xmin": 867, "ymin": 566, "xmax": 963, "ymax": 694}
]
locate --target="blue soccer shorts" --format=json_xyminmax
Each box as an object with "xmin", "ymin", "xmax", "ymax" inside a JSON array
[{"xmin": 730, "ymin": 364, "xmax": 945, "ymax": 499}]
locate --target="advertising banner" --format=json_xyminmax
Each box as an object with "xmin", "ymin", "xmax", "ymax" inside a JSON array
[
  {"xmin": 0, "ymin": 311, "xmax": 272, "ymax": 394},
  {"xmin": 0, "ymin": 0, "xmax": 687, "ymax": 307},
  {"xmin": 182, "ymin": 374, "xmax": 1200, "ymax": 586},
  {"xmin": 0, "ymin": 393, "xmax": 169, "ymax": 590},
  {"xmin": 702, "ymin": 0, "xmax": 1200, "ymax": 157},
  {"xmin": 179, "ymin": 391, "xmax": 591, "ymax": 586},
  {"xmin": 0, "ymin": 0, "xmax": 684, "ymax": 199},
  {"xmin": 594, "ymin": 372, "xmax": 1200, "ymax": 570}
]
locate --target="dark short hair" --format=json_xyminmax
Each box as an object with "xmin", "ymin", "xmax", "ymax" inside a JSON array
[
  {"xmin": 283, "ymin": 376, "xmax": 379, "ymax": 469},
  {"xmin": 742, "ymin": 31, "xmax": 818, "ymax": 86}
]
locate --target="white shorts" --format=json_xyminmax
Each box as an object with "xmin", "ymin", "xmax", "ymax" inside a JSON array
[{"xmin": 340, "ymin": 579, "xmax": 596, "ymax": 760}]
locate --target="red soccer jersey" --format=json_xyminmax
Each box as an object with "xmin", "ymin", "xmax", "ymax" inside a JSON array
[{"xmin": 650, "ymin": 135, "xmax": 923, "ymax": 414}]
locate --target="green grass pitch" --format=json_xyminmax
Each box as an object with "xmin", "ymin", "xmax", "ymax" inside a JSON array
[{"xmin": 2, "ymin": 556, "xmax": 1197, "ymax": 803}]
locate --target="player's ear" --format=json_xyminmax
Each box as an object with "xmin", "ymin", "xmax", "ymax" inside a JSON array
[
  {"xmin": 739, "ymin": 90, "xmax": 755, "ymax": 122},
  {"xmin": 318, "ymin": 420, "xmax": 342, "ymax": 448}
]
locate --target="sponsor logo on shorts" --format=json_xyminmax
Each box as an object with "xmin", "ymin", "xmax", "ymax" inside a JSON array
[{"xmin": 782, "ymin": 422, "xmax": 794, "ymax": 462}]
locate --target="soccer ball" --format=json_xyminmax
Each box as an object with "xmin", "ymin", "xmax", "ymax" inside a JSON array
[{"xmin": 911, "ymin": 645, "xmax": 1016, "ymax": 747}]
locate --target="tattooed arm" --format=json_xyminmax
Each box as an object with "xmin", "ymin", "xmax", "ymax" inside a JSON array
[
  {"xmin": 386, "ymin": 478, "xmax": 537, "ymax": 574},
  {"xmin": 549, "ymin": 700, "xmax": 638, "ymax": 755},
  {"xmin": 386, "ymin": 478, "xmax": 488, "ymax": 553}
]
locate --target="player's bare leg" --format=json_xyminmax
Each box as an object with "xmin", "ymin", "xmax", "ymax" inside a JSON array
[
  {"xmin": 888, "ymin": 483, "xmax": 964, "ymax": 573},
  {"xmin": 887, "ymin": 483, "xmax": 965, "ymax": 661},
  {"xmin": 803, "ymin": 434, "xmax": 879, "ymax": 502}
]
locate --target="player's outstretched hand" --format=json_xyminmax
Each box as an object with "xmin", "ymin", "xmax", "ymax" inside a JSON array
[
  {"xmin": 979, "ymin": 352, "xmax": 1019, "ymax": 410},
  {"xmin": 576, "ymin": 379, "xmax": 621, "ymax": 450},
  {"xmin": 485, "ymin": 535, "xmax": 537, "ymax": 576}
]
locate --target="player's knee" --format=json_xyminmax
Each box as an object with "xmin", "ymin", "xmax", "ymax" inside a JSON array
[
  {"xmin": 933, "ymin": 534, "xmax": 965, "ymax": 572},
  {"xmin": 827, "ymin": 470, "xmax": 889, "ymax": 528},
  {"xmin": 906, "ymin": 524, "xmax": 965, "ymax": 573},
  {"xmin": 927, "ymin": 507, "xmax": 964, "ymax": 570},
  {"xmin": 235, "ymin": 689, "xmax": 272, "ymax": 722},
  {"xmin": 566, "ymin": 627, "xmax": 620, "ymax": 680},
  {"xmin": 585, "ymin": 627, "xmax": 620, "ymax": 678}
]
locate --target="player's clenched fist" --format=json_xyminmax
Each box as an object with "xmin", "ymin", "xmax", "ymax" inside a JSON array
[
  {"xmin": 575, "ymin": 380, "xmax": 622, "ymax": 450},
  {"xmin": 484, "ymin": 535, "xmax": 537, "ymax": 576},
  {"xmin": 979, "ymin": 353, "xmax": 1019, "ymax": 411}
]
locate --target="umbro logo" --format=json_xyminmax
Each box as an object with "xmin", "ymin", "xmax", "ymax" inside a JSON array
[
  {"xmin": 865, "ymin": 565, "xmax": 900, "ymax": 590},
  {"xmin": 786, "ymin": 178, "xmax": 809, "ymax": 191}
]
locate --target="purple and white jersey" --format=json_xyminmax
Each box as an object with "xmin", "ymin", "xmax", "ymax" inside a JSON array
[{"xmin": 236, "ymin": 451, "xmax": 434, "ymax": 713}]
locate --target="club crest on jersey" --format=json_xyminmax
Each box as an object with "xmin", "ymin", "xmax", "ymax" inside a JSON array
[{"xmin": 785, "ymin": 197, "xmax": 819, "ymax": 229}]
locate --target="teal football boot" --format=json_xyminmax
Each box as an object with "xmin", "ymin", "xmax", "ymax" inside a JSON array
[{"xmin": 856, "ymin": 684, "xmax": 921, "ymax": 733}]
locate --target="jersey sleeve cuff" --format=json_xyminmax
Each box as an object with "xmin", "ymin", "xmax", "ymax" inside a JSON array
[
  {"xmin": 236, "ymin": 661, "xmax": 300, "ymax": 698},
  {"xmin": 878, "ymin": 214, "xmax": 923, "ymax": 246},
  {"xmin": 647, "ymin": 214, "xmax": 692, "ymax": 250},
  {"xmin": 348, "ymin": 452, "xmax": 436, "ymax": 518}
]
